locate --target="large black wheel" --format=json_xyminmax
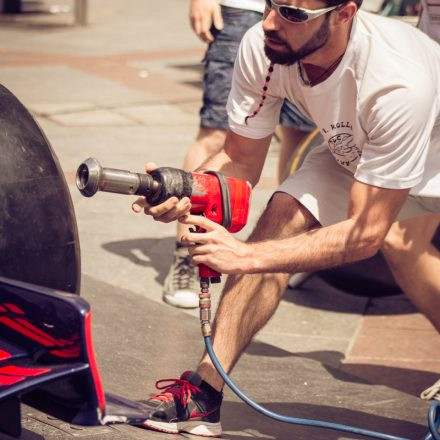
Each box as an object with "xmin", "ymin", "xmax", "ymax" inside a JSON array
[
  {"xmin": 2, "ymin": 0, "xmax": 21, "ymax": 13},
  {"xmin": 0, "ymin": 84, "xmax": 80, "ymax": 293}
]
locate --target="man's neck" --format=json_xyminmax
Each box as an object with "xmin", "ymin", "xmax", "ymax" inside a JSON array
[
  {"xmin": 300, "ymin": 20, "xmax": 353, "ymax": 87},
  {"xmin": 300, "ymin": 51, "xmax": 344, "ymax": 86}
]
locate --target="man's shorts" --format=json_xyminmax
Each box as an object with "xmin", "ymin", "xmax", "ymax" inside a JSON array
[
  {"xmin": 278, "ymin": 100, "xmax": 315, "ymax": 132},
  {"xmin": 277, "ymin": 143, "xmax": 440, "ymax": 227},
  {"xmin": 201, "ymin": 6, "xmax": 314, "ymax": 132}
]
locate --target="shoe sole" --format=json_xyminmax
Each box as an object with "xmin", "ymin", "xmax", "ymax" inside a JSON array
[
  {"xmin": 142, "ymin": 419, "xmax": 222, "ymax": 437},
  {"xmin": 163, "ymin": 294, "xmax": 199, "ymax": 309},
  {"xmin": 288, "ymin": 272, "xmax": 310, "ymax": 288}
]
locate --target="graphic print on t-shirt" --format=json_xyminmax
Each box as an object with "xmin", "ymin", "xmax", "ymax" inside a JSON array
[{"xmin": 322, "ymin": 121, "xmax": 361, "ymax": 168}]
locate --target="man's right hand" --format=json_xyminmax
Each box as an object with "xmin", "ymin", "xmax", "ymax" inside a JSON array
[
  {"xmin": 189, "ymin": 0, "xmax": 224, "ymax": 43},
  {"xmin": 132, "ymin": 162, "xmax": 192, "ymax": 223}
]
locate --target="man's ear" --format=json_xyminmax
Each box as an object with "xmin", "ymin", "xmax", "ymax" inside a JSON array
[{"xmin": 333, "ymin": 1, "xmax": 358, "ymax": 24}]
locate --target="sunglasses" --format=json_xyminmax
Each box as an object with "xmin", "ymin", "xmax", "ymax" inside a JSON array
[{"xmin": 265, "ymin": 0, "xmax": 342, "ymax": 23}]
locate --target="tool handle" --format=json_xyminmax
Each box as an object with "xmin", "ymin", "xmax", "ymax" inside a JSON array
[
  {"xmin": 198, "ymin": 264, "xmax": 221, "ymax": 283},
  {"xmin": 191, "ymin": 225, "xmax": 222, "ymax": 283}
]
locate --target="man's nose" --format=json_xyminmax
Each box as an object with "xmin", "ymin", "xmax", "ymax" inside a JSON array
[{"xmin": 263, "ymin": 8, "xmax": 281, "ymax": 31}]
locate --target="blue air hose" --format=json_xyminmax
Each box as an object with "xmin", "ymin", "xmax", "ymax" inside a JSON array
[
  {"xmin": 204, "ymin": 335, "xmax": 437, "ymax": 440},
  {"xmin": 425, "ymin": 401, "xmax": 440, "ymax": 440}
]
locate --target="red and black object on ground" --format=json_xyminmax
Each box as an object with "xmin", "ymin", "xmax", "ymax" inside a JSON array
[
  {"xmin": 0, "ymin": 276, "xmax": 158, "ymax": 437},
  {"xmin": 0, "ymin": 277, "xmax": 104, "ymax": 437}
]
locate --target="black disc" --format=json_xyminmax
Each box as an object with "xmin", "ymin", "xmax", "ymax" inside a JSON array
[
  {"xmin": 0, "ymin": 84, "xmax": 80, "ymax": 293},
  {"xmin": 2, "ymin": 0, "xmax": 21, "ymax": 13},
  {"xmin": 317, "ymin": 252, "xmax": 403, "ymax": 297}
]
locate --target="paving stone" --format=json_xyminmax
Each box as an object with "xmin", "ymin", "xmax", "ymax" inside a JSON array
[
  {"xmin": 27, "ymin": 101, "xmax": 97, "ymax": 116},
  {"xmin": 117, "ymin": 104, "xmax": 196, "ymax": 126},
  {"xmin": 49, "ymin": 108, "xmax": 138, "ymax": 126}
]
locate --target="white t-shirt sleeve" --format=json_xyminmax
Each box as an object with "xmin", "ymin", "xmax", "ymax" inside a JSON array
[
  {"xmin": 227, "ymin": 24, "xmax": 283, "ymax": 139},
  {"xmin": 355, "ymin": 81, "xmax": 437, "ymax": 189}
]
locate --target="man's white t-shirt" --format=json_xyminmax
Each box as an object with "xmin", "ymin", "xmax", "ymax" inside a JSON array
[
  {"xmin": 227, "ymin": 11, "xmax": 440, "ymax": 197},
  {"xmin": 220, "ymin": 0, "xmax": 264, "ymax": 13}
]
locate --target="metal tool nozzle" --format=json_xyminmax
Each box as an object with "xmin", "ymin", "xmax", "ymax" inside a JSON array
[
  {"xmin": 76, "ymin": 158, "xmax": 102, "ymax": 197},
  {"xmin": 76, "ymin": 157, "xmax": 159, "ymax": 198}
]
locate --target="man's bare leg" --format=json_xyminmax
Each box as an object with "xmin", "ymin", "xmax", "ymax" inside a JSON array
[
  {"xmin": 196, "ymin": 192, "xmax": 319, "ymax": 391},
  {"xmin": 182, "ymin": 127, "xmax": 226, "ymax": 171},
  {"xmin": 276, "ymin": 126, "xmax": 309, "ymax": 183},
  {"xmin": 382, "ymin": 213, "xmax": 440, "ymax": 331}
]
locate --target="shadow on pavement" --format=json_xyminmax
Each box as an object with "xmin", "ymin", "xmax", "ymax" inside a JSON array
[
  {"xmin": 167, "ymin": 62, "xmax": 203, "ymax": 91},
  {"xmin": 0, "ymin": 430, "xmax": 44, "ymax": 440},
  {"xmin": 247, "ymin": 341, "xmax": 439, "ymax": 398},
  {"xmin": 285, "ymin": 274, "xmax": 415, "ymax": 315},
  {"xmin": 102, "ymin": 237, "xmax": 175, "ymax": 285},
  {"xmin": 101, "ymin": 236, "xmax": 414, "ymax": 315},
  {"xmin": 218, "ymin": 400, "xmax": 427, "ymax": 439}
]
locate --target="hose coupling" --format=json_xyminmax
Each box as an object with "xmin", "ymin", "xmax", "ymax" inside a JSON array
[
  {"xmin": 201, "ymin": 321, "xmax": 212, "ymax": 337},
  {"xmin": 199, "ymin": 278, "xmax": 212, "ymax": 337}
]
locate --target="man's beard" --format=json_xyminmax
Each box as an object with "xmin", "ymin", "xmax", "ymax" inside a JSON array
[{"xmin": 264, "ymin": 15, "xmax": 330, "ymax": 65}]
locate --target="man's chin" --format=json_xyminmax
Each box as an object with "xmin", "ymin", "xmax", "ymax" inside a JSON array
[{"xmin": 264, "ymin": 44, "xmax": 298, "ymax": 66}]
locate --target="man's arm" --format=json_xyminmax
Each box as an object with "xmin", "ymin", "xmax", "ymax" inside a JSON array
[
  {"xmin": 182, "ymin": 179, "xmax": 410, "ymax": 274},
  {"xmin": 197, "ymin": 130, "xmax": 272, "ymax": 187},
  {"xmin": 251, "ymin": 180, "xmax": 410, "ymax": 273},
  {"xmin": 132, "ymin": 130, "xmax": 272, "ymax": 221}
]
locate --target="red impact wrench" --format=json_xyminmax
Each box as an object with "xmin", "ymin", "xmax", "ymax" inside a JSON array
[{"xmin": 76, "ymin": 158, "xmax": 252, "ymax": 335}]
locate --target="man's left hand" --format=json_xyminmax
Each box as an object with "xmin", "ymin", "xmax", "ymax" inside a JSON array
[{"xmin": 179, "ymin": 215, "xmax": 253, "ymax": 274}]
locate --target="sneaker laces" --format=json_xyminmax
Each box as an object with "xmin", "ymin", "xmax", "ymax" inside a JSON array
[
  {"xmin": 421, "ymin": 378, "xmax": 440, "ymax": 401},
  {"xmin": 151, "ymin": 378, "xmax": 202, "ymax": 406},
  {"xmin": 172, "ymin": 253, "xmax": 198, "ymax": 291}
]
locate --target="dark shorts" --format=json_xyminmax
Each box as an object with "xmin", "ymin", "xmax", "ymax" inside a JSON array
[
  {"xmin": 200, "ymin": 6, "xmax": 315, "ymax": 132},
  {"xmin": 278, "ymin": 100, "xmax": 315, "ymax": 132}
]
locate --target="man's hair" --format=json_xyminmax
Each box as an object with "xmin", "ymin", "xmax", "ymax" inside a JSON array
[{"xmin": 325, "ymin": 0, "xmax": 363, "ymax": 10}]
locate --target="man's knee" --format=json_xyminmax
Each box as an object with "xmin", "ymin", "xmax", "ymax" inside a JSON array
[
  {"xmin": 250, "ymin": 192, "xmax": 318, "ymax": 242},
  {"xmin": 382, "ymin": 215, "xmax": 440, "ymax": 261},
  {"xmin": 382, "ymin": 223, "xmax": 408, "ymax": 258},
  {"xmin": 382, "ymin": 215, "xmax": 439, "ymax": 267},
  {"xmin": 196, "ymin": 127, "xmax": 226, "ymax": 156}
]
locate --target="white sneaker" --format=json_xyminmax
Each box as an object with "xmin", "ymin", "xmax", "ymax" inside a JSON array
[
  {"xmin": 163, "ymin": 247, "xmax": 199, "ymax": 308},
  {"xmin": 421, "ymin": 378, "xmax": 440, "ymax": 401},
  {"xmin": 287, "ymin": 272, "xmax": 311, "ymax": 289}
]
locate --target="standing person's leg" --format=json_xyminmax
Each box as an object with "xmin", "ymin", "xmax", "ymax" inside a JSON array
[
  {"xmin": 181, "ymin": 128, "xmax": 226, "ymax": 174},
  {"xmin": 382, "ymin": 210, "xmax": 440, "ymax": 331},
  {"xmin": 163, "ymin": 6, "xmax": 263, "ymax": 309},
  {"xmin": 276, "ymin": 125, "xmax": 309, "ymax": 181},
  {"xmin": 277, "ymin": 100, "xmax": 315, "ymax": 184},
  {"xmin": 164, "ymin": 128, "xmax": 226, "ymax": 309}
]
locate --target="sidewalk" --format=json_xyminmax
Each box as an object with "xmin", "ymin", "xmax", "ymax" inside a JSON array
[{"xmin": 0, "ymin": 2, "xmax": 439, "ymax": 439}]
